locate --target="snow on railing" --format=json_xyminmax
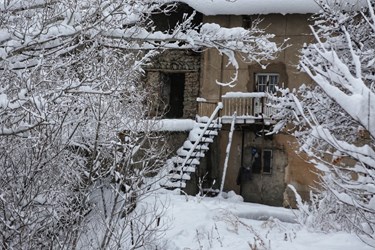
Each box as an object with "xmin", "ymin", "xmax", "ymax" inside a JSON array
[
  {"xmin": 219, "ymin": 111, "xmax": 236, "ymax": 196},
  {"xmin": 196, "ymin": 92, "xmax": 275, "ymax": 122},
  {"xmin": 221, "ymin": 92, "xmax": 274, "ymax": 118},
  {"xmin": 178, "ymin": 102, "xmax": 223, "ymax": 187}
]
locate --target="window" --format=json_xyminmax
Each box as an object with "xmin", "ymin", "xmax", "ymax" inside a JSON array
[
  {"xmin": 255, "ymin": 73, "xmax": 279, "ymax": 93},
  {"xmin": 251, "ymin": 148, "xmax": 272, "ymax": 174}
]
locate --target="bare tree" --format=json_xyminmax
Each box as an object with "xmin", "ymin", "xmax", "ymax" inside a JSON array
[
  {"xmin": 271, "ymin": 0, "xmax": 375, "ymax": 246},
  {"xmin": 0, "ymin": 0, "xmax": 283, "ymax": 248}
]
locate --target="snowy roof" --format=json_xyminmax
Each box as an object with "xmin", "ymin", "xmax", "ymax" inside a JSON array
[{"xmin": 175, "ymin": 0, "xmax": 367, "ymax": 15}]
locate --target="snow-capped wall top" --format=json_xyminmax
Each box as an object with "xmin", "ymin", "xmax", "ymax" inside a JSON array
[{"xmin": 176, "ymin": 0, "xmax": 367, "ymax": 15}]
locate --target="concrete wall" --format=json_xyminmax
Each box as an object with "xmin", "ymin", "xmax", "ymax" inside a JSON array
[{"xmin": 198, "ymin": 14, "xmax": 319, "ymax": 206}]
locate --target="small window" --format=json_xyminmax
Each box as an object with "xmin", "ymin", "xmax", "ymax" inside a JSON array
[
  {"xmin": 255, "ymin": 73, "xmax": 279, "ymax": 93},
  {"xmin": 251, "ymin": 148, "xmax": 272, "ymax": 174}
]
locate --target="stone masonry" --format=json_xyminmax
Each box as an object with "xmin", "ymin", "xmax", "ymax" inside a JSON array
[{"xmin": 145, "ymin": 50, "xmax": 201, "ymax": 119}]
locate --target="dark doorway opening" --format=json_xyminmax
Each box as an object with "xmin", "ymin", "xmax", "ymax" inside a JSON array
[{"xmin": 162, "ymin": 73, "xmax": 185, "ymax": 118}]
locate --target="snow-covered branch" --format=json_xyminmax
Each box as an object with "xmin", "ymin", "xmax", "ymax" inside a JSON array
[
  {"xmin": 0, "ymin": 1, "xmax": 283, "ymax": 248},
  {"xmin": 270, "ymin": 1, "xmax": 375, "ymax": 245}
]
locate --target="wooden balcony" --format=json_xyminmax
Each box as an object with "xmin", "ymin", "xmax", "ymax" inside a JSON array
[{"xmin": 197, "ymin": 92, "xmax": 276, "ymax": 125}]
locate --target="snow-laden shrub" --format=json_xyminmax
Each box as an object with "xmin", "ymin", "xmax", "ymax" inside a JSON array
[{"xmin": 270, "ymin": 0, "xmax": 375, "ymax": 246}]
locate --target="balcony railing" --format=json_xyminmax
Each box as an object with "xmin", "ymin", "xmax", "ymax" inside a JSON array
[{"xmin": 197, "ymin": 92, "xmax": 276, "ymax": 124}]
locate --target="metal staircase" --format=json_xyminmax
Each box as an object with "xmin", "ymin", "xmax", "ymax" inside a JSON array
[{"xmin": 162, "ymin": 103, "xmax": 223, "ymax": 189}]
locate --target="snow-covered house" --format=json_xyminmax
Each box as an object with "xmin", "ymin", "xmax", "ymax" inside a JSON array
[{"xmin": 145, "ymin": 0, "xmax": 343, "ymax": 206}]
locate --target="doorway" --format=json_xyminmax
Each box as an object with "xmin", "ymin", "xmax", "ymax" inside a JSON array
[{"xmin": 162, "ymin": 73, "xmax": 185, "ymax": 118}]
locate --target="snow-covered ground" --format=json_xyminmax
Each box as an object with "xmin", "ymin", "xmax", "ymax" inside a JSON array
[{"xmin": 143, "ymin": 189, "xmax": 373, "ymax": 250}]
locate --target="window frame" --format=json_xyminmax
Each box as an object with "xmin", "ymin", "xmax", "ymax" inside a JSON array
[
  {"xmin": 255, "ymin": 73, "xmax": 279, "ymax": 93},
  {"xmin": 251, "ymin": 148, "xmax": 273, "ymax": 175}
]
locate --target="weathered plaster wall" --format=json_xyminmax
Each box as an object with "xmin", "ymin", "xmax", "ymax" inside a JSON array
[
  {"xmin": 199, "ymin": 14, "xmax": 319, "ymax": 206},
  {"xmin": 216, "ymin": 127, "xmax": 242, "ymax": 195},
  {"xmin": 274, "ymin": 134, "xmax": 319, "ymax": 207},
  {"xmin": 241, "ymin": 130, "xmax": 287, "ymax": 206},
  {"xmin": 201, "ymin": 14, "xmax": 314, "ymax": 99},
  {"xmin": 215, "ymin": 126, "xmax": 287, "ymax": 206}
]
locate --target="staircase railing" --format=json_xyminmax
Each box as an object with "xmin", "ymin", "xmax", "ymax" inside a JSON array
[{"xmin": 179, "ymin": 102, "xmax": 223, "ymax": 186}]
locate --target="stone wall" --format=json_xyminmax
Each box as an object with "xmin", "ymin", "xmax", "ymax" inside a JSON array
[
  {"xmin": 183, "ymin": 72, "xmax": 200, "ymax": 118},
  {"xmin": 145, "ymin": 50, "xmax": 201, "ymax": 119},
  {"xmin": 144, "ymin": 71, "xmax": 162, "ymax": 117},
  {"xmin": 146, "ymin": 50, "xmax": 201, "ymax": 72}
]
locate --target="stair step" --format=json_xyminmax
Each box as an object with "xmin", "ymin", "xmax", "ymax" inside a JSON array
[
  {"xmin": 196, "ymin": 116, "xmax": 211, "ymax": 123},
  {"xmin": 203, "ymin": 130, "xmax": 218, "ymax": 136},
  {"xmin": 188, "ymin": 134, "xmax": 214, "ymax": 143},
  {"xmin": 169, "ymin": 173, "xmax": 191, "ymax": 181},
  {"xmin": 173, "ymin": 157, "xmax": 200, "ymax": 165},
  {"xmin": 183, "ymin": 141, "xmax": 210, "ymax": 150},
  {"xmin": 191, "ymin": 127, "xmax": 217, "ymax": 134},
  {"xmin": 182, "ymin": 141, "xmax": 210, "ymax": 151},
  {"xmin": 177, "ymin": 148, "xmax": 205, "ymax": 158},
  {"xmin": 161, "ymin": 181, "xmax": 186, "ymax": 189},
  {"xmin": 196, "ymin": 122, "xmax": 221, "ymax": 129},
  {"xmin": 172, "ymin": 166, "xmax": 196, "ymax": 172},
  {"xmin": 198, "ymin": 130, "xmax": 219, "ymax": 136},
  {"xmin": 176, "ymin": 156, "xmax": 203, "ymax": 162},
  {"xmin": 188, "ymin": 142, "xmax": 212, "ymax": 149},
  {"xmin": 162, "ymin": 116, "xmax": 222, "ymax": 191},
  {"xmin": 193, "ymin": 130, "xmax": 218, "ymax": 137},
  {"xmin": 170, "ymin": 156, "xmax": 199, "ymax": 166},
  {"xmin": 176, "ymin": 163, "xmax": 199, "ymax": 170},
  {"xmin": 177, "ymin": 153, "xmax": 205, "ymax": 159}
]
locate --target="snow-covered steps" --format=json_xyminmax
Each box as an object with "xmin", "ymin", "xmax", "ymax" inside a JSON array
[
  {"xmin": 188, "ymin": 130, "xmax": 215, "ymax": 142},
  {"xmin": 174, "ymin": 157, "xmax": 200, "ymax": 165},
  {"xmin": 161, "ymin": 113, "xmax": 222, "ymax": 190},
  {"xmin": 169, "ymin": 173, "xmax": 191, "ymax": 181},
  {"xmin": 173, "ymin": 165, "xmax": 196, "ymax": 173},
  {"xmin": 176, "ymin": 148, "xmax": 205, "ymax": 158},
  {"xmin": 183, "ymin": 141, "xmax": 209, "ymax": 151},
  {"xmin": 197, "ymin": 120, "xmax": 222, "ymax": 126},
  {"xmin": 162, "ymin": 180, "xmax": 186, "ymax": 189}
]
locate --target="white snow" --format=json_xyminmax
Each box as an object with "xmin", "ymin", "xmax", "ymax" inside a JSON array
[
  {"xmin": 140, "ymin": 190, "xmax": 373, "ymax": 250},
  {"xmin": 175, "ymin": 0, "xmax": 367, "ymax": 15},
  {"xmin": 220, "ymin": 112, "xmax": 236, "ymax": 195},
  {"xmin": 154, "ymin": 119, "xmax": 196, "ymax": 131},
  {"xmin": 222, "ymin": 91, "xmax": 267, "ymax": 98},
  {"xmin": 124, "ymin": 119, "xmax": 196, "ymax": 132},
  {"xmin": 196, "ymin": 97, "xmax": 207, "ymax": 102}
]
